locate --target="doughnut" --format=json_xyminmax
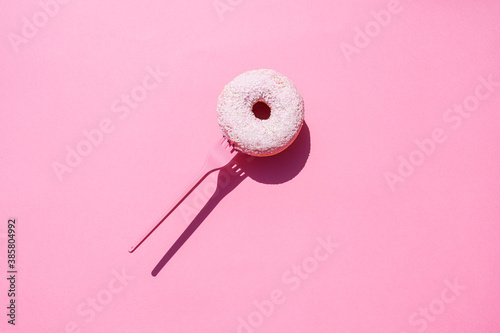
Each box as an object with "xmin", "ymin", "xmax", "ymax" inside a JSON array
[{"xmin": 217, "ymin": 69, "xmax": 304, "ymax": 156}]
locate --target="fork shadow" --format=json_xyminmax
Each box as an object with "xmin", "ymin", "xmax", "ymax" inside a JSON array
[
  {"xmin": 152, "ymin": 122, "xmax": 311, "ymax": 276},
  {"xmin": 151, "ymin": 154, "xmax": 248, "ymax": 276}
]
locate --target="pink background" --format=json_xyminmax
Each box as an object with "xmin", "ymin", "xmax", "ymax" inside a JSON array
[{"xmin": 2, "ymin": 0, "xmax": 500, "ymax": 332}]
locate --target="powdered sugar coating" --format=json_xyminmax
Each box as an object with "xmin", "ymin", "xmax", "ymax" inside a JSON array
[{"xmin": 217, "ymin": 69, "xmax": 304, "ymax": 156}]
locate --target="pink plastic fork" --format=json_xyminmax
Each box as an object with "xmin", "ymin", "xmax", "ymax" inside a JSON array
[{"xmin": 128, "ymin": 137, "xmax": 238, "ymax": 253}]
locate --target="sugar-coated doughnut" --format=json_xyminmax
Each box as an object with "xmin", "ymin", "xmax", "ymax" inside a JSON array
[{"xmin": 217, "ymin": 69, "xmax": 304, "ymax": 156}]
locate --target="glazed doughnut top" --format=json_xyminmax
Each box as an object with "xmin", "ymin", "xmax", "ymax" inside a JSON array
[{"xmin": 217, "ymin": 69, "xmax": 304, "ymax": 156}]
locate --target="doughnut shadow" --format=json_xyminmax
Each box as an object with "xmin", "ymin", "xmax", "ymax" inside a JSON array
[
  {"xmin": 152, "ymin": 154, "xmax": 248, "ymax": 276},
  {"xmin": 239, "ymin": 121, "xmax": 311, "ymax": 184}
]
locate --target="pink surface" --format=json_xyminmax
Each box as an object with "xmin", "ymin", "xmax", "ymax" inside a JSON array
[{"xmin": 1, "ymin": 0, "xmax": 500, "ymax": 332}]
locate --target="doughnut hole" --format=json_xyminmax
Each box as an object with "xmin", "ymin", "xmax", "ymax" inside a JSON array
[{"xmin": 252, "ymin": 101, "xmax": 271, "ymax": 120}]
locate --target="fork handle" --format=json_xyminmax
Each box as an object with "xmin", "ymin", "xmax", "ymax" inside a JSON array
[{"xmin": 128, "ymin": 163, "xmax": 216, "ymax": 253}]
